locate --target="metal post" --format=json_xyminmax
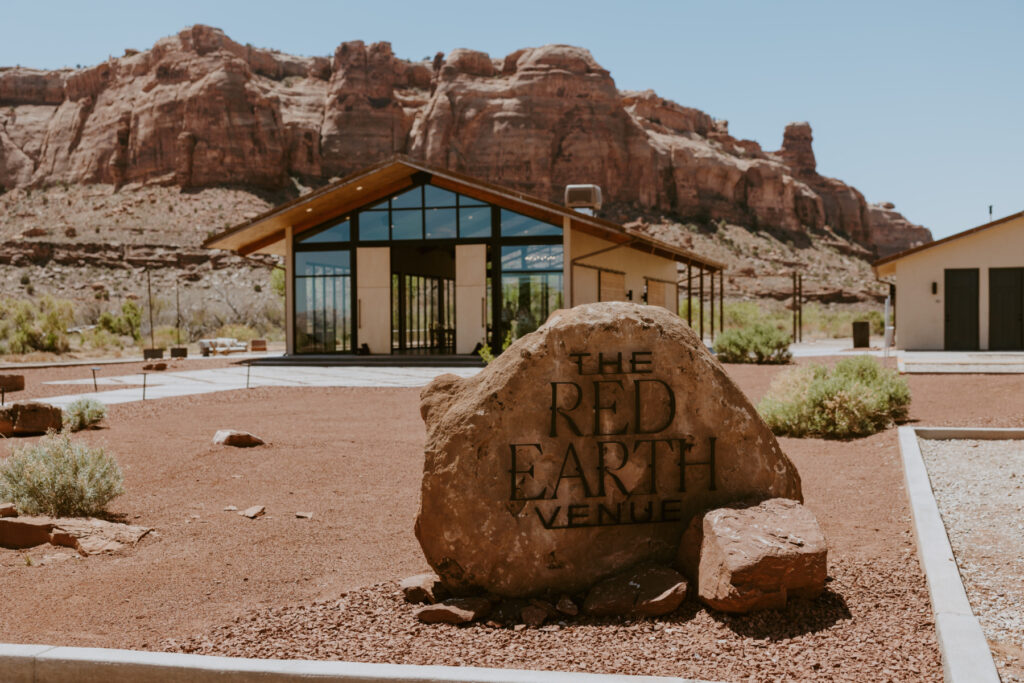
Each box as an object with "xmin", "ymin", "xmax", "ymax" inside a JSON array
[
  {"xmin": 146, "ymin": 267, "xmax": 156, "ymax": 351},
  {"xmin": 719, "ymin": 270, "xmax": 724, "ymax": 333},
  {"xmin": 91, "ymin": 367, "xmax": 99, "ymax": 392},
  {"xmin": 142, "ymin": 372, "xmax": 147, "ymax": 401},
  {"xmin": 797, "ymin": 274, "xmax": 803, "ymax": 342},
  {"xmin": 175, "ymin": 278, "xmax": 181, "ymax": 347},
  {"xmin": 699, "ymin": 265, "xmax": 705, "ymax": 342},
  {"xmin": 792, "ymin": 273, "xmax": 798, "ymax": 341},
  {"xmin": 686, "ymin": 262, "xmax": 692, "ymax": 326},
  {"xmin": 1, "ymin": 388, "xmax": 4, "ymax": 406},
  {"xmin": 710, "ymin": 268, "xmax": 716, "ymax": 343},
  {"xmin": 246, "ymin": 362, "xmax": 251, "ymax": 389}
]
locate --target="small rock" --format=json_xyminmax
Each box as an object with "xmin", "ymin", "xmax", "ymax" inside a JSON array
[
  {"xmin": 223, "ymin": 505, "xmax": 238, "ymax": 512},
  {"xmin": 520, "ymin": 605, "xmax": 548, "ymax": 627},
  {"xmin": 213, "ymin": 430, "xmax": 265, "ymax": 448},
  {"xmin": 295, "ymin": 511, "xmax": 313, "ymax": 519},
  {"xmin": 583, "ymin": 564, "xmax": 688, "ymax": 617},
  {"xmin": 555, "ymin": 595, "xmax": 579, "ymax": 616},
  {"xmin": 239, "ymin": 505, "xmax": 265, "ymax": 519},
  {"xmin": 414, "ymin": 597, "xmax": 491, "ymax": 624},
  {"xmin": 0, "ymin": 503, "xmax": 17, "ymax": 518},
  {"xmin": 679, "ymin": 498, "xmax": 827, "ymax": 613},
  {"xmin": 401, "ymin": 573, "xmax": 449, "ymax": 604},
  {"xmin": 513, "ymin": 624, "xmax": 526, "ymax": 632}
]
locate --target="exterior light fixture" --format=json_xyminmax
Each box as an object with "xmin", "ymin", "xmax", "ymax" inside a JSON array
[{"xmin": 931, "ymin": 282, "xmax": 937, "ymax": 295}]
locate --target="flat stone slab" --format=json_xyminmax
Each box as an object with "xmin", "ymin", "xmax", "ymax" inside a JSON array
[
  {"xmin": 0, "ymin": 401, "xmax": 62, "ymax": 437},
  {"xmin": 0, "ymin": 374, "xmax": 25, "ymax": 392},
  {"xmin": 0, "ymin": 516, "xmax": 151, "ymax": 555}
]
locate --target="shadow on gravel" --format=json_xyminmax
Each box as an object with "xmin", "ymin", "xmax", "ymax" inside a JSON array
[{"xmin": 708, "ymin": 588, "xmax": 852, "ymax": 640}]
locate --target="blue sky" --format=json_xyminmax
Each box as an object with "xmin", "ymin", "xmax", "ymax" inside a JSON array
[{"xmin": 3, "ymin": 0, "xmax": 1021, "ymax": 240}]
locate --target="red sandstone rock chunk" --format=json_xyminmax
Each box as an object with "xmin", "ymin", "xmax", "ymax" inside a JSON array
[
  {"xmin": 414, "ymin": 597, "xmax": 491, "ymax": 625},
  {"xmin": 400, "ymin": 573, "xmax": 449, "ymax": 604},
  {"xmin": 0, "ymin": 401, "xmax": 63, "ymax": 437},
  {"xmin": 520, "ymin": 604, "xmax": 549, "ymax": 627},
  {"xmin": 0, "ymin": 374, "xmax": 25, "ymax": 392},
  {"xmin": 555, "ymin": 595, "xmax": 579, "ymax": 616},
  {"xmin": 213, "ymin": 430, "xmax": 264, "ymax": 447},
  {"xmin": 583, "ymin": 564, "xmax": 689, "ymax": 617},
  {"xmin": 0, "ymin": 517, "xmax": 54, "ymax": 549},
  {"xmin": 0, "ymin": 503, "xmax": 17, "ymax": 518},
  {"xmin": 679, "ymin": 498, "xmax": 827, "ymax": 614}
]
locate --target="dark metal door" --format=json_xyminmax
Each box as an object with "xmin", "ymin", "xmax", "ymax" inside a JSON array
[
  {"xmin": 989, "ymin": 268, "xmax": 1024, "ymax": 350},
  {"xmin": 944, "ymin": 269, "xmax": 979, "ymax": 350}
]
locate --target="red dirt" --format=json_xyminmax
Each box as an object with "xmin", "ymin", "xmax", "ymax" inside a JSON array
[{"xmin": 1, "ymin": 359, "xmax": 1021, "ymax": 680}]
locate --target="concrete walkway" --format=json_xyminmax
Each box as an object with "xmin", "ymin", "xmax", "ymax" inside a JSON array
[
  {"xmin": 40, "ymin": 365, "xmax": 481, "ymax": 408},
  {"xmin": 899, "ymin": 351, "xmax": 1024, "ymax": 374}
]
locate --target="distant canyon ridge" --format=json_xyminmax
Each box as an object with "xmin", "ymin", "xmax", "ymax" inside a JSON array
[{"xmin": 0, "ymin": 25, "xmax": 930, "ymax": 258}]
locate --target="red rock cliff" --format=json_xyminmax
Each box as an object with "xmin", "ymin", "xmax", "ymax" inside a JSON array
[{"xmin": 0, "ymin": 25, "xmax": 930, "ymax": 255}]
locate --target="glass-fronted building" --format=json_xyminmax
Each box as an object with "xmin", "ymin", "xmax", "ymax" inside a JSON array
[{"xmin": 205, "ymin": 158, "xmax": 724, "ymax": 357}]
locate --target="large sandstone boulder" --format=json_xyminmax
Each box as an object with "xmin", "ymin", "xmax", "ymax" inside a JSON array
[
  {"xmin": 416, "ymin": 303, "xmax": 801, "ymax": 597},
  {"xmin": 678, "ymin": 498, "xmax": 826, "ymax": 613},
  {"xmin": 0, "ymin": 401, "xmax": 63, "ymax": 437}
]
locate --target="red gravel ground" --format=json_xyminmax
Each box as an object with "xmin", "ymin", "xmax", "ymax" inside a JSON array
[{"xmin": 1, "ymin": 358, "xmax": 1022, "ymax": 681}]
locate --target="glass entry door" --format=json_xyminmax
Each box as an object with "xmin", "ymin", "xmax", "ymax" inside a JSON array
[{"xmin": 392, "ymin": 273, "xmax": 455, "ymax": 353}]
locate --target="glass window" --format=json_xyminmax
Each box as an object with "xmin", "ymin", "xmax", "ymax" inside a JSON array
[
  {"xmin": 425, "ymin": 208, "xmax": 457, "ymax": 239},
  {"xmin": 298, "ymin": 218, "xmax": 350, "ymax": 243},
  {"xmin": 500, "ymin": 209, "xmax": 561, "ymax": 237},
  {"xmin": 501, "ymin": 244, "xmax": 563, "ymax": 271},
  {"xmin": 366, "ymin": 197, "xmax": 389, "ymax": 211},
  {"xmin": 458, "ymin": 206, "xmax": 491, "ymax": 237},
  {"xmin": 391, "ymin": 187, "xmax": 422, "ymax": 210},
  {"xmin": 391, "ymin": 209, "xmax": 423, "ymax": 240},
  {"xmin": 459, "ymin": 193, "xmax": 488, "ymax": 207},
  {"xmin": 424, "ymin": 185, "xmax": 458, "ymax": 207},
  {"xmin": 501, "ymin": 272, "xmax": 563, "ymax": 342},
  {"xmin": 296, "ymin": 249, "xmax": 351, "ymax": 276},
  {"xmin": 359, "ymin": 211, "xmax": 389, "ymax": 241}
]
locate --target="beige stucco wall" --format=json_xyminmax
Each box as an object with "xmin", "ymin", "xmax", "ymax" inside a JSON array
[
  {"xmin": 569, "ymin": 229, "xmax": 679, "ymax": 308},
  {"xmin": 878, "ymin": 214, "xmax": 1024, "ymax": 350},
  {"xmin": 356, "ymin": 247, "xmax": 391, "ymax": 354},
  {"xmin": 455, "ymin": 244, "xmax": 486, "ymax": 353}
]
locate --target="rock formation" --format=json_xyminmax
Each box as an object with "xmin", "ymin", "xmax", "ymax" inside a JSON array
[{"xmin": 0, "ymin": 25, "xmax": 930, "ymax": 256}]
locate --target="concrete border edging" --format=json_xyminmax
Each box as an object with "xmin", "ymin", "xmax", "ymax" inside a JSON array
[
  {"xmin": 897, "ymin": 425, "xmax": 1019, "ymax": 682},
  {"xmin": 0, "ymin": 643, "xmax": 721, "ymax": 683}
]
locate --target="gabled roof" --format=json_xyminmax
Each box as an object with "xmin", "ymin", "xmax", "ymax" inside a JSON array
[
  {"xmin": 874, "ymin": 209, "xmax": 1024, "ymax": 269},
  {"xmin": 203, "ymin": 156, "xmax": 725, "ymax": 271}
]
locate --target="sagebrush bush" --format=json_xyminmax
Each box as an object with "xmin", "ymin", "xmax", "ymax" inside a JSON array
[
  {"xmin": 63, "ymin": 398, "xmax": 107, "ymax": 431},
  {"xmin": 0, "ymin": 431, "xmax": 124, "ymax": 517},
  {"xmin": 0, "ymin": 296, "xmax": 74, "ymax": 355},
  {"xmin": 714, "ymin": 324, "xmax": 792, "ymax": 364},
  {"xmin": 758, "ymin": 356, "xmax": 910, "ymax": 439}
]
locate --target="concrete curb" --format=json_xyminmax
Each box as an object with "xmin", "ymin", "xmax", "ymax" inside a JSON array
[
  {"xmin": 0, "ymin": 644, "xmax": 722, "ymax": 683},
  {"xmin": 897, "ymin": 425, "xmax": 1018, "ymax": 682}
]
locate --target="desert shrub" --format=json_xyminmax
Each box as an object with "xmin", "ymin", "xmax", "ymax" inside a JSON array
[
  {"xmin": 758, "ymin": 356, "xmax": 910, "ymax": 439},
  {"xmin": 0, "ymin": 430, "xmax": 124, "ymax": 517},
  {"xmin": 97, "ymin": 300, "xmax": 142, "ymax": 341},
  {"xmin": 63, "ymin": 398, "xmax": 107, "ymax": 432},
  {"xmin": 84, "ymin": 327, "xmax": 124, "ymax": 351},
  {"xmin": 0, "ymin": 296, "xmax": 74, "ymax": 354},
  {"xmin": 714, "ymin": 324, "xmax": 792, "ymax": 364}
]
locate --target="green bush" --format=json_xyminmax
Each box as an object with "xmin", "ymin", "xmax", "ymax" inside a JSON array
[
  {"xmin": 0, "ymin": 430, "xmax": 125, "ymax": 517},
  {"xmin": 0, "ymin": 296, "xmax": 74, "ymax": 355},
  {"xmin": 714, "ymin": 324, "xmax": 792, "ymax": 364},
  {"xmin": 63, "ymin": 398, "xmax": 107, "ymax": 432},
  {"xmin": 758, "ymin": 356, "xmax": 910, "ymax": 439},
  {"xmin": 97, "ymin": 300, "xmax": 142, "ymax": 341}
]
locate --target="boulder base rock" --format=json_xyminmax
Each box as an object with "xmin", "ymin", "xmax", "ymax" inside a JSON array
[
  {"xmin": 583, "ymin": 564, "xmax": 689, "ymax": 617},
  {"xmin": 414, "ymin": 597, "xmax": 491, "ymax": 624},
  {"xmin": 213, "ymin": 430, "xmax": 264, "ymax": 447},
  {"xmin": 0, "ymin": 401, "xmax": 63, "ymax": 436},
  {"xmin": 401, "ymin": 573, "xmax": 449, "ymax": 604},
  {"xmin": 0, "ymin": 503, "xmax": 17, "ymax": 518},
  {"xmin": 679, "ymin": 498, "xmax": 827, "ymax": 613},
  {"xmin": 416, "ymin": 302, "xmax": 801, "ymax": 597}
]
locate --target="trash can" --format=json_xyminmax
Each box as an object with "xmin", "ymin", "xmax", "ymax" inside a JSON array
[{"xmin": 852, "ymin": 321, "xmax": 870, "ymax": 348}]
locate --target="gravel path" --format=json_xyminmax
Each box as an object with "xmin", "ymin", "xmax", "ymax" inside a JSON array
[{"xmin": 919, "ymin": 437, "xmax": 1024, "ymax": 682}]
